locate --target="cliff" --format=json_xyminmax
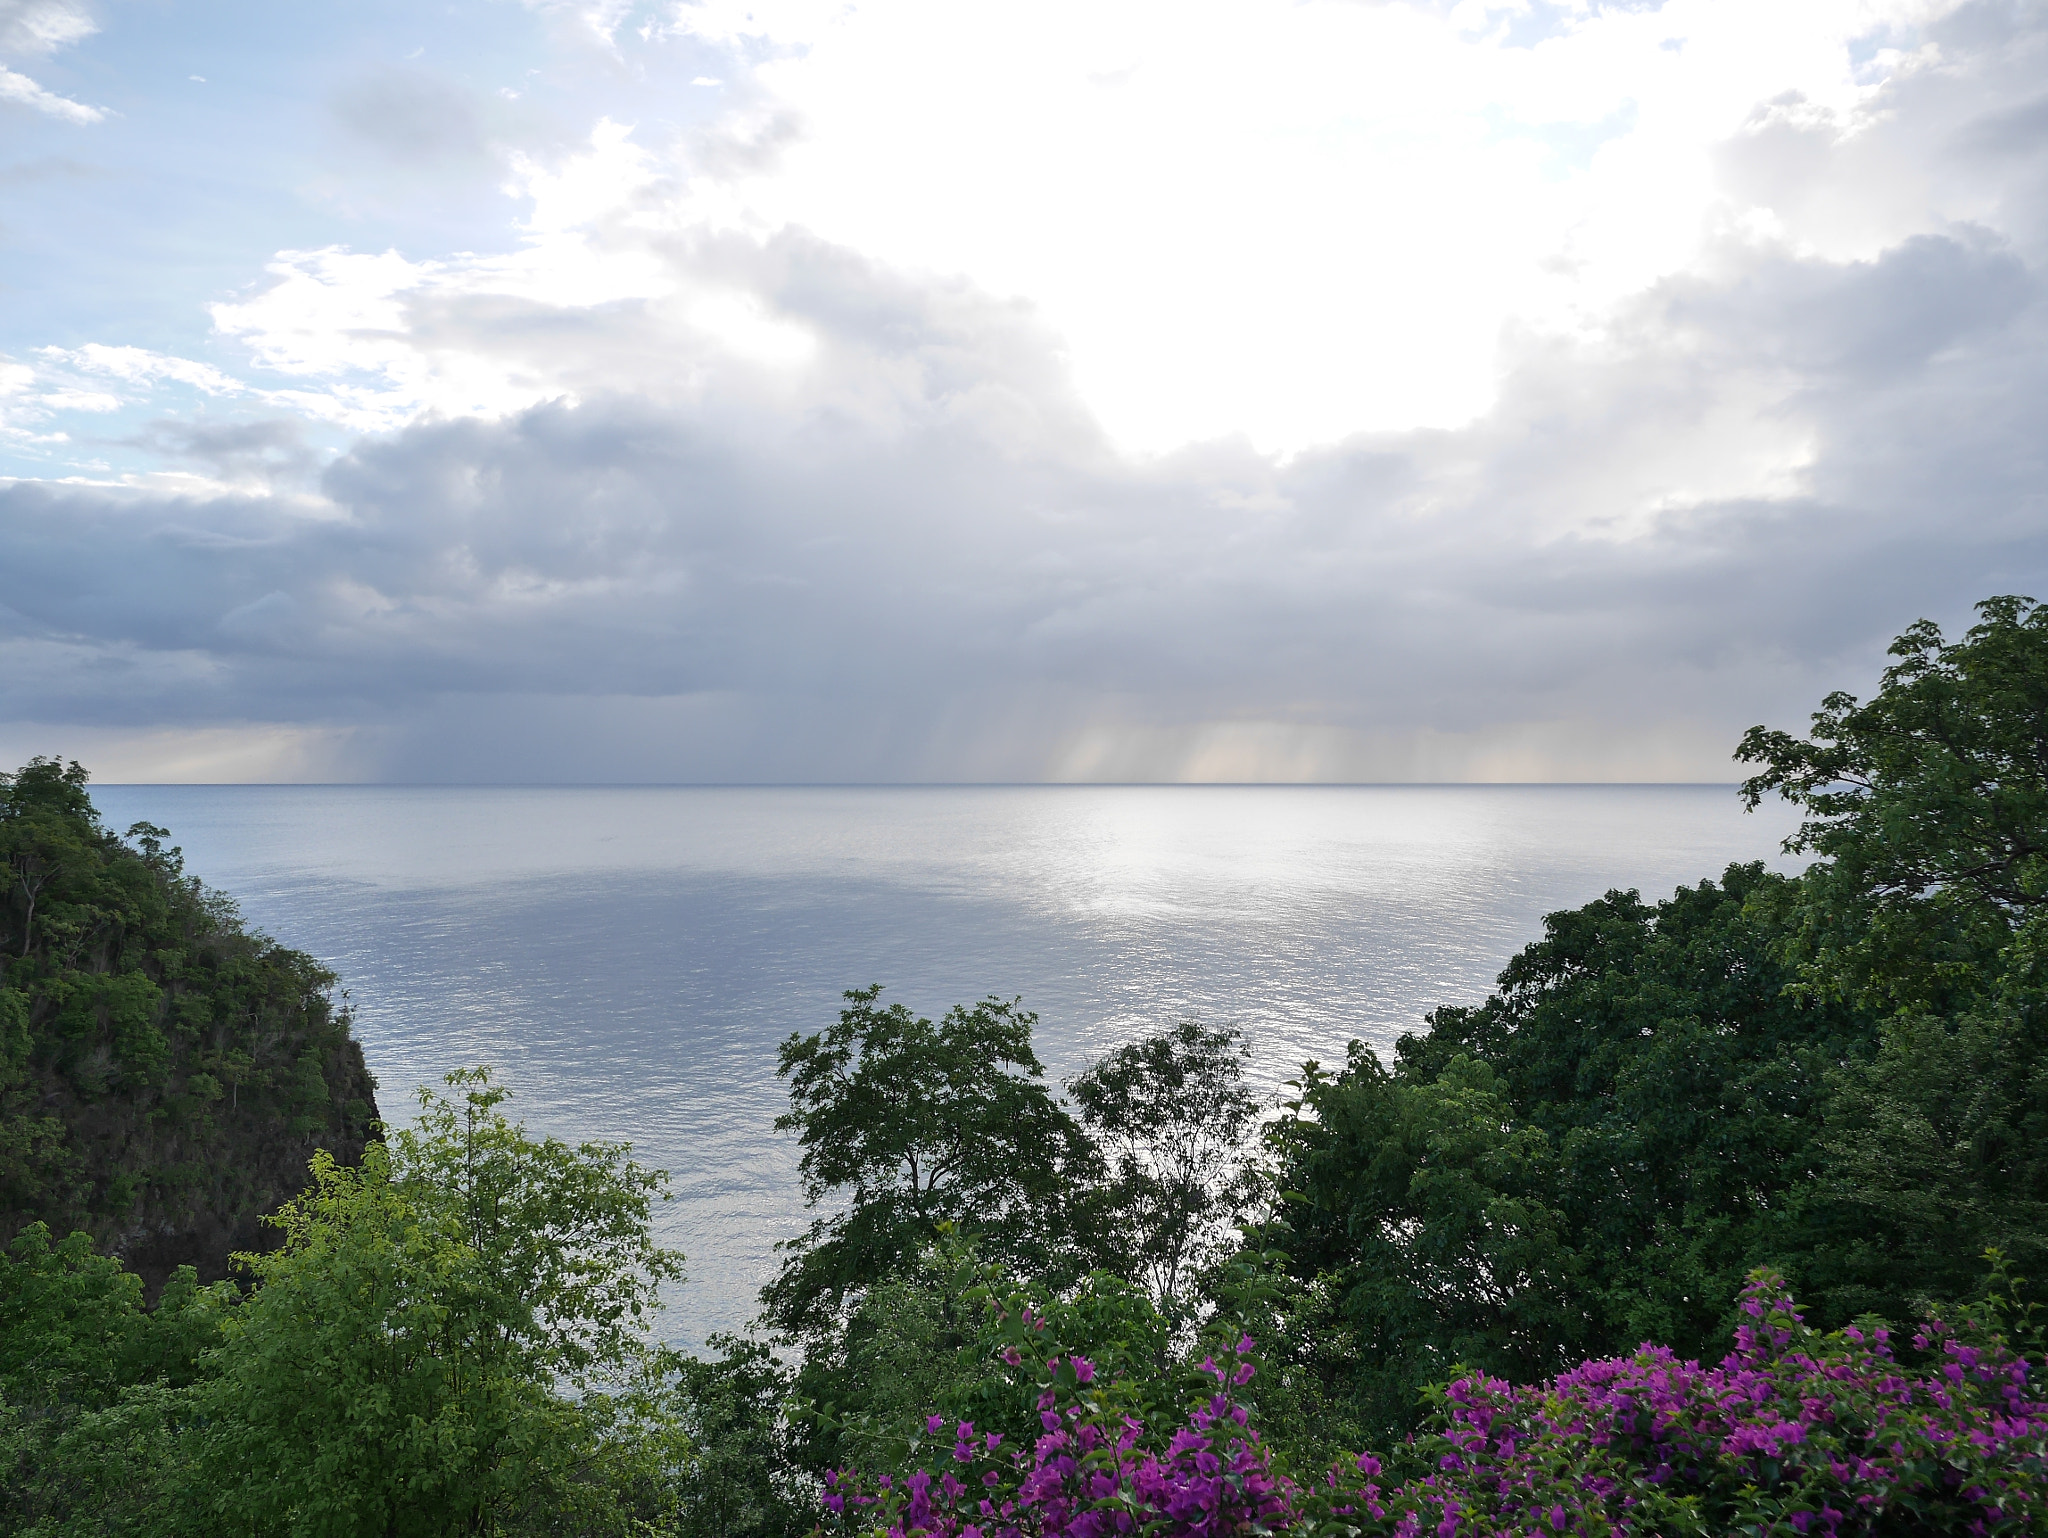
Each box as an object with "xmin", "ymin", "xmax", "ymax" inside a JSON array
[{"xmin": 0, "ymin": 757, "xmax": 379, "ymax": 1294}]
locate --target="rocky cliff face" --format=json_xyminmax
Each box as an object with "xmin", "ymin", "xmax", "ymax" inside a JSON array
[{"xmin": 1, "ymin": 758, "xmax": 380, "ymax": 1295}]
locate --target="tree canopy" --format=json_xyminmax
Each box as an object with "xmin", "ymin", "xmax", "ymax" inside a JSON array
[
  {"xmin": 1066, "ymin": 1019, "xmax": 1260, "ymax": 1324},
  {"xmin": 762, "ymin": 987, "xmax": 1099, "ymax": 1339},
  {"xmin": 1738, "ymin": 593, "xmax": 2048, "ymax": 1012},
  {"xmin": 187, "ymin": 1069, "xmax": 687, "ymax": 1538},
  {"xmin": 0, "ymin": 756, "xmax": 378, "ymax": 1291}
]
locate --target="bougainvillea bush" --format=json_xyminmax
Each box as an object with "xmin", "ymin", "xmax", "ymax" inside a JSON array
[{"xmin": 816, "ymin": 1271, "xmax": 2046, "ymax": 1537}]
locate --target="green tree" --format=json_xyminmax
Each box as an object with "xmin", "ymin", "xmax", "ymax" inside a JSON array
[
  {"xmin": 657, "ymin": 1335, "xmax": 812, "ymax": 1538},
  {"xmin": 1737, "ymin": 593, "xmax": 2048, "ymax": 1013},
  {"xmin": 0, "ymin": 759, "xmax": 98, "ymax": 963},
  {"xmin": 1269, "ymin": 1047, "xmax": 1584, "ymax": 1441},
  {"xmin": 186, "ymin": 1069, "xmax": 688, "ymax": 1538},
  {"xmin": 1268, "ymin": 865, "xmax": 1875, "ymax": 1438},
  {"xmin": 1740, "ymin": 595, "xmax": 2048, "ymax": 1316},
  {"xmin": 762, "ymin": 986, "xmax": 1098, "ymax": 1340},
  {"xmin": 1067, "ymin": 1020, "xmax": 1261, "ymax": 1323},
  {"xmin": 0, "ymin": 1222, "xmax": 231, "ymax": 1535},
  {"xmin": 788, "ymin": 1232, "xmax": 1180, "ymax": 1485},
  {"xmin": 0, "ymin": 756, "xmax": 379, "ymax": 1293}
]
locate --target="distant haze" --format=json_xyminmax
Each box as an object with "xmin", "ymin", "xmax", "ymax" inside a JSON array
[{"xmin": 2, "ymin": 0, "xmax": 2044, "ymax": 783}]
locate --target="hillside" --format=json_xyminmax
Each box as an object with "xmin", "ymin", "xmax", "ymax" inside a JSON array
[{"xmin": 0, "ymin": 757, "xmax": 378, "ymax": 1293}]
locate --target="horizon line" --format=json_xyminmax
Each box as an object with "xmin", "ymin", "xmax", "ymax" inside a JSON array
[{"xmin": 84, "ymin": 779, "xmax": 1752, "ymax": 791}]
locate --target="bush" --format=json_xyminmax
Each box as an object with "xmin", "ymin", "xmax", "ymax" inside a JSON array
[{"xmin": 818, "ymin": 1270, "xmax": 2047, "ymax": 1536}]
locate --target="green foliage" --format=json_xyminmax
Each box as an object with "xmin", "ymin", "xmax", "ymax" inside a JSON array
[
  {"xmin": 1194, "ymin": 1248, "xmax": 1375, "ymax": 1476},
  {"xmin": 0, "ymin": 756, "xmax": 379, "ymax": 1291},
  {"xmin": 1267, "ymin": 863, "xmax": 1873, "ymax": 1442},
  {"xmin": 0, "ymin": 1224, "xmax": 207, "ymax": 1410},
  {"xmin": 655, "ymin": 1335, "xmax": 812, "ymax": 1538},
  {"xmin": 186, "ymin": 1069, "xmax": 688, "ymax": 1538},
  {"xmin": 0, "ymin": 1222, "xmax": 234, "ymax": 1535},
  {"xmin": 789, "ymin": 1231, "xmax": 1187, "ymax": 1485},
  {"xmin": 1067, "ymin": 1020, "xmax": 1261, "ymax": 1324},
  {"xmin": 1738, "ymin": 596, "xmax": 2048, "ymax": 1321},
  {"xmin": 0, "ymin": 1074, "xmax": 710, "ymax": 1537},
  {"xmin": 1738, "ymin": 593, "xmax": 2048, "ymax": 1013},
  {"xmin": 1269, "ymin": 1046, "xmax": 1583, "ymax": 1441},
  {"xmin": 763, "ymin": 986, "xmax": 1099, "ymax": 1340}
]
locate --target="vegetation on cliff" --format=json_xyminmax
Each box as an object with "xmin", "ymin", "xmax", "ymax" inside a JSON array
[{"xmin": 0, "ymin": 757, "xmax": 378, "ymax": 1292}]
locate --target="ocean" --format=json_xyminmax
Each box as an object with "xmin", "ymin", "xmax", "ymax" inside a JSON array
[{"xmin": 85, "ymin": 783, "xmax": 1802, "ymax": 1346}]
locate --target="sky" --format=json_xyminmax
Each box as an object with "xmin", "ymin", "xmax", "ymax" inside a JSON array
[{"xmin": 0, "ymin": 0, "xmax": 2043, "ymax": 784}]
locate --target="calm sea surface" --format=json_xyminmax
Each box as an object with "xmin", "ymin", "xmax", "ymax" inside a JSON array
[{"xmin": 86, "ymin": 784, "xmax": 1801, "ymax": 1345}]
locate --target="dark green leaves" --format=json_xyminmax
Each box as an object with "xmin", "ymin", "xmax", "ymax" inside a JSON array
[
  {"xmin": 1739, "ymin": 594, "xmax": 2048, "ymax": 1012},
  {"xmin": 763, "ymin": 986, "xmax": 1097, "ymax": 1338},
  {"xmin": 0, "ymin": 756, "xmax": 381, "ymax": 1290},
  {"xmin": 1067, "ymin": 1020, "xmax": 1261, "ymax": 1323}
]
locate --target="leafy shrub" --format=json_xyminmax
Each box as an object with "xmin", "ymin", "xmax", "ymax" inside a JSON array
[{"xmin": 818, "ymin": 1271, "xmax": 2046, "ymax": 1536}]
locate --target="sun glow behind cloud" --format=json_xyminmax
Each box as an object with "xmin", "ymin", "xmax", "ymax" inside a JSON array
[
  {"xmin": 0, "ymin": 0, "xmax": 2043, "ymax": 782},
  {"xmin": 138, "ymin": 0, "xmax": 1969, "ymax": 464},
  {"xmin": 643, "ymin": 0, "xmax": 1957, "ymax": 454}
]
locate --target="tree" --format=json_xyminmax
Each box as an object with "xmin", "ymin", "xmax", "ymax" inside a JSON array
[
  {"xmin": 786, "ymin": 1230, "xmax": 1186, "ymax": 1486},
  {"xmin": 1267, "ymin": 865, "xmax": 1878, "ymax": 1438},
  {"xmin": 0, "ymin": 1223, "xmax": 231, "ymax": 1534},
  {"xmin": 1737, "ymin": 593, "xmax": 2048, "ymax": 1013},
  {"xmin": 762, "ymin": 987, "xmax": 1099, "ymax": 1340},
  {"xmin": 657, "ymin": 1335, "xmax": 813, "ymax": 1538},
  {"xmin": 0, "ymin": 758, "xmax": 99, "ymax": 963},
  {"xmin": 1740, "ymin": 596, "xmax": 2048, "ymax": 1318},
  {"xmin": 0, "ymin": 756, "xmax": 380, "ymax": 1293},
  {"xmin": 1270, "ymin": 1046, "xmax": 1585, "ymax": 1442},
  {"xmin": 1066, "ymin": 1020, "xmax": 1261, "ymax": 1323},
  {"xmin": 187, "ymin": 1069, "xmax": 688, "ymax": 1538}
]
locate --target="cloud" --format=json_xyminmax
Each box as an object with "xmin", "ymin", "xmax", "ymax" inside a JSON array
[
  {"xmin": 0, "ymin": 62, "xmax": 102, "ymax": 122},
  {"xmin": 0, "ymin": 0, "xmax": 95, "ymax": 57},
  {"xmin": 0, "ymin": 0, "xmax": 104, "ymax": 122},
  {"xmin": 3, "ymin": 189, "xmax": 2042, "ymax": 781},
  {"xmin": 2, "ymin": 0, "xmax": 2045, "ymax": 782},
  {"xmin": 39, "ymin": 344, "xmax": 247, "ymax": 395},
  {"xmin": 36, "ymin": 388, "xmax": 120, "ymax": 411}
]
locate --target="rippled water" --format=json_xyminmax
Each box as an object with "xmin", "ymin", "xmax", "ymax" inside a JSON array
[{"xmin": 86, "ymin": 784, "xmax": 1801, "ymax": 1345}]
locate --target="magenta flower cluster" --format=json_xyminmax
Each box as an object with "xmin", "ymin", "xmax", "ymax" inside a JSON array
[
  {"xmin": 1307, "ymin": 1272, "xmax": 2047, "ymax": 1537},
  {"xmin": 819, "ymin": 1336, "xmax": 1287, "ymax": 1538},
  {"xmin": 818, "ymin": 1271, "xmax": 2047, "ymax": 1537}
]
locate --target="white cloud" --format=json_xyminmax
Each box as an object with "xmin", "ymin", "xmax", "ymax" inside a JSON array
[
  {"xmin": 40, "ymin": 344, "xmax": 246, "ymax": 394},
  {"xmin": 195, "ymin": 0, "xmax": 1998, "ymax": 472},
  {"xmin": 0, "ymin": 0, "xmax": 96, "ymax": 56},
  {"xmin": 641, "ymin": 0, "xmax": 1978, "ymax": 454},
  {"xmin": 203, "ymin": 123, "xmax": 679, "ymax": 429},
  {"xmin": 0, "ymin": 0, "xmax": 104, "ymax": 121},
  {"xmin": 0, "ymin": 62, "xmax": 102, "ymax": 122},
  {"xmin": 36, "ymin": 388, "xmax": 120, "ymax": 411}
]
